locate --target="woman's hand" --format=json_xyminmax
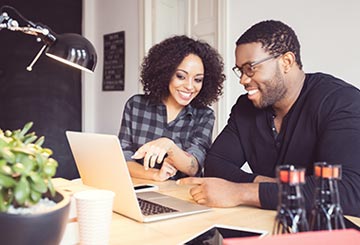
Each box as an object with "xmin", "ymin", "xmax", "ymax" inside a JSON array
[
  {"xmin": 131, "ymin": 137, "xmax": 198, "ymax": 177},
  {"xmin": 131, "ymin": 137, "xmax": 175, "ymax": 170}
]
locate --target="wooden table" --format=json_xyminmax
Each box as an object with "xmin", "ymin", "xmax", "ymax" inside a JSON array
[{"xmin": 54, "ymin": 178, "xmax": 360, "ymax": 245}]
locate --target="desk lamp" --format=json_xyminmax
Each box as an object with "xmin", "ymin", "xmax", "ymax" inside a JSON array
[{"xmin": 0, "ymin": 5, "xmax": 97, "ymax": 72}]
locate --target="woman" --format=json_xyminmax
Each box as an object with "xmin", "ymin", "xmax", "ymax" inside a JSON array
[{"xmin": 119, "ymin": 35, "xmax": 225, "ymax": 181}]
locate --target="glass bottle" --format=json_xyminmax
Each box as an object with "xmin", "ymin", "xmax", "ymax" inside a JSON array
[
  {"xmin": 309, "ymin": 162, "xmax": 345, "ymax": 231},
  {"xmin": 273, "ymin": 165, "xmax": 309, "ymax": 234}
]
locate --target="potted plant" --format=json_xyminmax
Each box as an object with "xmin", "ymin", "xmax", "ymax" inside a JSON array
[{"xmin": 0, "ymin": 122, "xmax": 70, "ymax": 245}]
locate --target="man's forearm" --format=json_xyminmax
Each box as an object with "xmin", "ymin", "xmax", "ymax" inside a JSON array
[
  {"xmin": 253, "ymin": 175, "xmax": 277, "ymax": 183},
  {"xmin": 237, "ymin": 183, "xmax": 261, "ymax": 207}
]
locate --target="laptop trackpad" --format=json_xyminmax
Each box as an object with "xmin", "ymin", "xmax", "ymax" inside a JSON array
[{"xmin": 137, "ymin": 191, "xmax": 201, "ymax": 211}]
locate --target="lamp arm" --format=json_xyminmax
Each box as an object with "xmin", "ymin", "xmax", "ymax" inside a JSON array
[
  {"xmin": 0, "ymin": 11, "xmax": 56, "ymax": 44},
  {"xmin": 1, "ymin": 5, "xmax": 97, "ymax": 72},
  {"xmin": 0, "ymin": 11, "xmax": 18, "ymax": 30},
  {"xmin": 0, "ymin": 8, "xmax": 57, "ymax": 71},
  {"xmin": 8, "ymin": 25, "xmax": 47, "ymax": 36}
]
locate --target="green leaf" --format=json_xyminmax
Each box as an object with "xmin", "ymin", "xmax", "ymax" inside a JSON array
[
  {"xmin": 12, "ymin": 146, "xmax": 35, "ymax": 156},
  {"xmin": 43, "ymin": 158, "xmax": 58, "ymax": 177},
  {"xmin": 23, "ymin": 135, "xmax": 37, "ymax": 145},
  {"xmin": 41, "ymin": 148, "xmax": 53, "ymax": 157},
  {"xmin": 4, "ymin": 130, "xmax": 12, "ymax": 137},
  {"xmin": 35, "ymin": 153, "xmax": 46, "ymax": 168},
  {"xmin": 12, "ymin": 162, "xmax": 26, "ymax": 175},
  {"xmin": 35, "ymin": 136, "xmax": 45, "ymax": 147},
  {"xmin": 0, "ymin": 173, "xmax": 16, "ymax": 187},
  {"xmin": 47, "ymin": 178, "xmax": 56, "ymax": 197},
  {"xmin": 0, "ymin": 164, "xmax": 13, "ymax": 176},
  {"xmin": 29, "ymin": 173, "xmax": 47, "ymax": 193},
  {"xmin": 0, "ymin": 192, "xmax": 8, "ymax": 212},
  {"xmin": 19, "ymin": 121, "xmax": 33, "ymax": 138},
  {"xmin": 0, "ymin": 137, "xmax": 9, "ymax": 148},
  {"xmin": 15, "ymin": 154, "xmax": 35, "ymax": 173},
  {"xmin": 0, "ymin": 147, "xmax": 16, "ymax": 164},
  {"xmin": 14, "ymin": 177, "xmax": 31, "ymax": 205},
  {"xmin": 0, "ymin": 159, "xmax": 7, "ymax": 167},
  {"xmin": 11, "ymin": 129, "xmax": 21, "ymax": 140},
  {"xmin": 1, "ymin": 187, "xmax": 13, "ymax": 203},
  {"xmin": 30, "ymin": 190, "xmax": 42, "ymax": 203}
]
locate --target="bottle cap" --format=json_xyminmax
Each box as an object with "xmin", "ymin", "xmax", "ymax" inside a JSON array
[
  {"xmin": 314, "ymin": 163, "xmax": 341, "ymax": 179},
  {"xmin": 278, "ymin": 165, "xmax": 305, "ymax": 184}
]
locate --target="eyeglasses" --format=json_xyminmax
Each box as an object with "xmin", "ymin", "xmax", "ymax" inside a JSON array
[{"xmin": 232, "ymin": 54, "xmax": 280, "ymax": 79}]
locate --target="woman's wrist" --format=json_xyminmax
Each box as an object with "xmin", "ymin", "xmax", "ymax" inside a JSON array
[
  {"xmin": 164, "ymin": 138, "xmax": 176, "ymax": 157},
  {"xmin": 186, "ymin": 153, "xmax": 199, "ymax": 176}
]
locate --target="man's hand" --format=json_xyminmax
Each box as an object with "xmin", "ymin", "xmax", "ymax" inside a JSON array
[
  {"xmin": 176, "ymin": 177, "xmax": 244, "ymax": 207},
  {"xmin": 152, "ymin": 161, "xmax": 177, "ymax": 181}
]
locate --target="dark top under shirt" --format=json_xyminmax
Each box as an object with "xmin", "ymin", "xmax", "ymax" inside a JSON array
[{"xmin": 204, "ymin": 72, "xmax": 360, "ymax": 217}]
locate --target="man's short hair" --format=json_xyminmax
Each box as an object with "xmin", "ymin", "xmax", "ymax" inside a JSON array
[{"xmin": 236, "ymin": 20, "xmax": 303, "ymax": 69}]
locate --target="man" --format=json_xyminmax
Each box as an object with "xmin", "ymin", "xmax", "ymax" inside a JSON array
[{"xmin": 177, "ymin": 20, "xmax": 360, "ymax": 217}]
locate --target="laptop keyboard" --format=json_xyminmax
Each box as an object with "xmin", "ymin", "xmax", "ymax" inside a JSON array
[{"xmin": 138, "ymin": 198, "xmax": 178, "ymax": 216}]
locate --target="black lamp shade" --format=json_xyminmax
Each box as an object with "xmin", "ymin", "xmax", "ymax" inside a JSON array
[{"xmin": 45, "ymin": 33, "xmax": 97, "ymax": 72}]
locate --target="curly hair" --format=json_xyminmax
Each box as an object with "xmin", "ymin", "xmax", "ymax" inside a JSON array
[
  {"xmin": 236, "ymin": 20, "xmax": 303, "ymax": 69},
  {"xmin": 140, "ymin": 35, "xmax": 225, "ymax": 108}
]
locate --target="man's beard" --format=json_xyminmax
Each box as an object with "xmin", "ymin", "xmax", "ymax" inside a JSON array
[{"xmin": 255, "ymin": 67, "xmax": 287, "ymax": 109}]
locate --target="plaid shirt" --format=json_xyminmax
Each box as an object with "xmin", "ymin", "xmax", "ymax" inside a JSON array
[{"xmin": 119, "ymin": 94, "xmax": 215, "ymax": 179}]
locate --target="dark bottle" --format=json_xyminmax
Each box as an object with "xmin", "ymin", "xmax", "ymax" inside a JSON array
[
  {"xmin": 310, "ymin": 162, "xmax": 345, "ymax": 231},
  {"xmin": 273, "ymin": 165, "xmax": 309, "ymax": 234}
]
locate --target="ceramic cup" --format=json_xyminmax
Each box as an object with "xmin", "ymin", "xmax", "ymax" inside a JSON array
[{"xmin": 74, "ymin": 190, "xmax": 115, "ymax": 245}]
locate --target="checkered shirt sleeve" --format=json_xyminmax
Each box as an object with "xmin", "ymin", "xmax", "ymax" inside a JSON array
[{"xmin": 118, "ymin": 94, "xmax": 214, "ymax": 176}]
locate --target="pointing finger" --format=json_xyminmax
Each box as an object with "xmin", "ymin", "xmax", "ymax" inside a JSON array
[
  {"xmin": 176, "ymin": 177, "xmax": 204, "ymax": 185},
  {"xmin": 131, "ymin": 149, "xmax": 146, "ymax": 159}
]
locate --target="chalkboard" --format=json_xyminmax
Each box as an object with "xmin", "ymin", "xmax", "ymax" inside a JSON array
[
  {"xmin": 0, "ymin": 0, "xmax": 82, "ymax": 179},
  {"xmin": 102, "ymin": 31, "xmax": 125, "ymax": 91}
]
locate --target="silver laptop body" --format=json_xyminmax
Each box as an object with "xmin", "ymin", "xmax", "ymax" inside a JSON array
[{"xmin": 66, "ymin": 131, "xmax": 210, "ymax": 222}]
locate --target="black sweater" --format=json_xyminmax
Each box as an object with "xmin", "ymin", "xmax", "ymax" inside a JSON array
[{"xmin": 204, "ymin": 72, "xmax": 360, "ymax": 217}]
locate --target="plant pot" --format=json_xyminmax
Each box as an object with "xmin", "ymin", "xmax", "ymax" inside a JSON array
[{"xmin": 0, "ymin": 191, "xmax": 70, "ymax": 245}]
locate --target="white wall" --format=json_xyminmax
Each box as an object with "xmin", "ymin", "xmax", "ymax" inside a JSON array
[
  {"xmin": 82, "ymin": 0, "xmax": 360, "ymax": 135},
  {"xmin": 83, "ymin": 0, "xmax": 140, "ymax": 134},
  {"xmin": 225, "ymin": 0, "xmax": 360, "ymax": 119}
]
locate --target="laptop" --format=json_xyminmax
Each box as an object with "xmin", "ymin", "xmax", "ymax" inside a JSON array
[{"xmin": 65, "ymin": 131, "xmax": 210, "ymax": 223}]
